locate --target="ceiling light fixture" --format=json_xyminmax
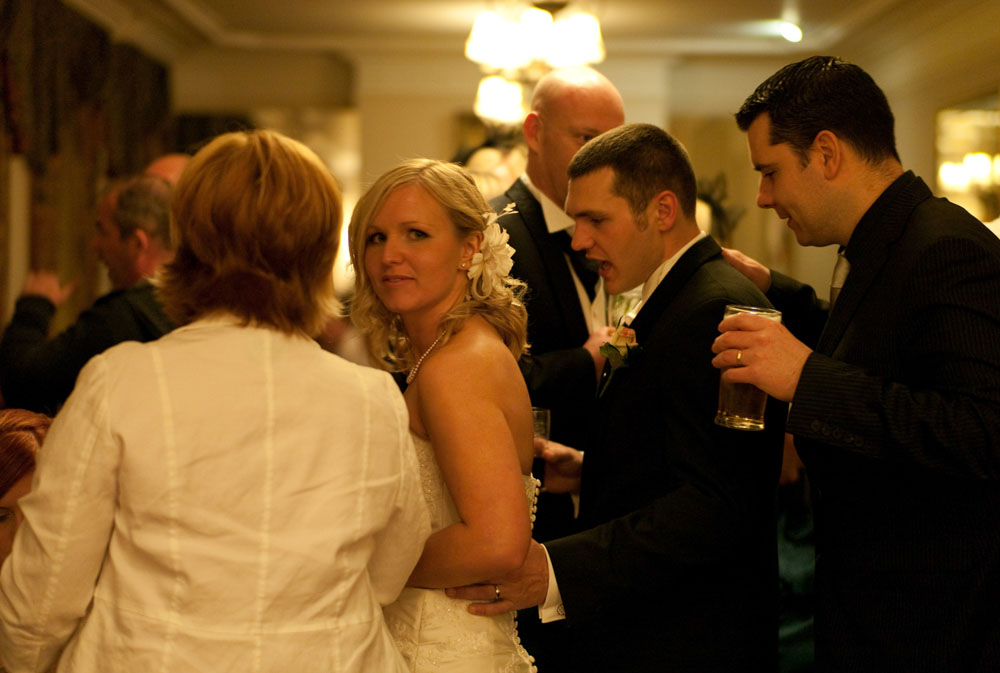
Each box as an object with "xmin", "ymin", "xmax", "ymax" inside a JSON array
[
  {"xmin": 779, "ymin": 21, "xmax": 803, "ymax": 43},
  {"xmin": 465, "ymin": 2, "xmax": 605, "ymax": 123},
  {"xmin": 474, "ymin": 75, "xmax": 527, "ymax": 125},
  {"xmin": 465, "ymin": 2, "xmax": 604, "ymax": 72}
]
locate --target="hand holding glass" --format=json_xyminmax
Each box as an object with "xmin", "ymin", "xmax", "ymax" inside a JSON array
[{"xmin": 714, "ymin": 305, "xmax": 782, "ymax": 431}]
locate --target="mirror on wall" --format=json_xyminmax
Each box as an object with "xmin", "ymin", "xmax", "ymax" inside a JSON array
[{"xmin": 936, "ymin": 92, "xmax": 1000, "ymax": 225}]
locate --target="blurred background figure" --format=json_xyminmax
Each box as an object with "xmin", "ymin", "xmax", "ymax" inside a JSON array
[
  {"xmin": 143, "ymin": 153, "xmax": 191, "ymax": 186},
  {"xmin": 0, "ymin": 173, "xmax": 177, "ymax": 414},
  {"xmin": 453, "ymin": 133, "xmax": 528, "ymax": 201},
  {"xmin": 0, "ymin": 130, "xmax": 429, "ymax": 673}
]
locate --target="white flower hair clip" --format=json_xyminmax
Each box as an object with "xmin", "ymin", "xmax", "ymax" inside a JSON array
[{"xmin": 467, "ymin": 202, "xmax": 517, "ymax": 300}]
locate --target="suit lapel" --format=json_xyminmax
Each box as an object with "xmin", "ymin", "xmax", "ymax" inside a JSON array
[
  {"xmin": 817, "ymin": 173, "xmax": 931, "ymax": 354},
  {"xmin": 598, "ymin": 237, "xmax": 723, "ymax": 399},
  {"xmin": 505, "ymin": 179, "xmax": 589, "ymax": 338}
]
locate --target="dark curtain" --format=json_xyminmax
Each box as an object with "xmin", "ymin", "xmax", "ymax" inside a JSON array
[{"xmin": 0, "ymin": 0, "xmax": 172, "ymax": 326}]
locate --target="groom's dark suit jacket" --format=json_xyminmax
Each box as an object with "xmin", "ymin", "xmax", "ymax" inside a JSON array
[
  {"xmin": 491, "ymin": 178, "xmax": 597, "ymax": 451},
  {"xmin": 769, "ymin": 172, "xmax": 1000, "ymax": 672},
  {"xmin": 546, "ymin": 236, "xmax": 784, "ymax": 672}
]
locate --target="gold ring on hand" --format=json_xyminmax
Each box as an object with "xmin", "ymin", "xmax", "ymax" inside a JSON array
[
  {"xmin": 736, "ymin": 349, "xmax": 743, "ymax": 364},
  {"xmin": 494, "ymin": 584, "xmax": 501, "ymax": 601}
]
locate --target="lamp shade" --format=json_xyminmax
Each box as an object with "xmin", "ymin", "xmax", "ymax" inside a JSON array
[
  {"xmin": 465, "ymin": 6, "xmax": 605, "ymax": 71},
  {"xmin": 474, "ymin": 76, "xmax": 525, "ymax": 124}
]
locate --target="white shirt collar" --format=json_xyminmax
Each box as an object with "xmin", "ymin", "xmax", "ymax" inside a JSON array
[
  {"xmin": 623, "ymin": 230, "xmax": 709, "ymax": 325},
  {"xmin": 520, "ymin": 172, "xmax": 574, "ymax": 235}
]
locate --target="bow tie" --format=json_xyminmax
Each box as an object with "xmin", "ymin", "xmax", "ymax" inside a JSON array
[{"xmin": 552, "ymin": 230, "xmax": 599, "ymax": 301}]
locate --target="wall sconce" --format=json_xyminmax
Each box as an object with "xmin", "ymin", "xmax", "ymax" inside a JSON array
[{"xmin": 939, "ymin": 152, "xmax": 1000, "ymax": 191}]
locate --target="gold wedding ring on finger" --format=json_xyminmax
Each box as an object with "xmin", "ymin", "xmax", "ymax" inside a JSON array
[{"xmin": 736, "ymin": 349, "xmax": 743, "ymax": 364}]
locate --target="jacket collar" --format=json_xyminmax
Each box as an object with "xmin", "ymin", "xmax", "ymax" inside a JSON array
[
  {"xmin": 629, "ymin": 236, "xmax": 723, "ymax": 339},
  {"xmin": 817, "ymin": 171, "xmax": 931, "ymax": 353}
]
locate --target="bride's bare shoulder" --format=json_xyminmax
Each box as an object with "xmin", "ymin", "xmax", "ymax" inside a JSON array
[{"xmin": 418, "ymin": 317, "xmax": 518, "ymax": 390}]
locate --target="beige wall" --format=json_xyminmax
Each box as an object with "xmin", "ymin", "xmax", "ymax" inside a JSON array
[
  {"xmin": 835, "ymin": 0, "xmax": 1000, "ymax": 184},
  {"xmin": 173, "ymin": 48, "xmax": 353, "ymax": 111},
  {"xmin": 665, "ymin": 0, "xmax": 1000, "ymax": 294}
]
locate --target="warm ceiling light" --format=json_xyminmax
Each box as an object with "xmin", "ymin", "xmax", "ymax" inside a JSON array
[
  {"xmin": 474, "ymin": 76, "xmax": 526, "ymax": 125},
  {"xmin": 466, "ymin": 11, "xmax": 516, "ymax": 69},
  {"xmin": 465, "ymin": 4, "xmax": 605, "ymax": 72},
  {"xmin": 779, "ymin": 21, "xmax": 803, "ymax": 43},
  {"xmin": 467, "ymin": 3, "xmax": 604, "ymax": 123},
  {"xmin": 550, "ymin": 11, "xmax": 605, "ymax": 67}
]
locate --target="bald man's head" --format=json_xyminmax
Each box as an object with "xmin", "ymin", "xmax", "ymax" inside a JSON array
[
  {"xmin": 144, "ymin": 153, "xmax": 190, "ymax": 186},
  {"xmin": 523, "ymin": 66, "xmax": 624, "ymax": 207}
]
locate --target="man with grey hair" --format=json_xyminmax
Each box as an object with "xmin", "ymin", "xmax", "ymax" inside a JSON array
[{"xmin": 0, "ymin": 174, "xmax": 176, "ymax": 413}]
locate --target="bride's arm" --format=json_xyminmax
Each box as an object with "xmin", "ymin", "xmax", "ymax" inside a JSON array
[{"xmin": 406, "ymin": 346, "xmax": 532, "ymax": 589}]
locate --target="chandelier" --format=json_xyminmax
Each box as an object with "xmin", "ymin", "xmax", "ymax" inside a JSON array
[{"xmin": 466, "ymin": 2, "xmax": 605, "ymax": 124}]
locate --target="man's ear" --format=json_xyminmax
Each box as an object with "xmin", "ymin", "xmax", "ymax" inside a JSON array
[
  {"xmin": 128, "ymin": 228, "xmax": 150, "ymax": 256},
  {"xmin": 651, "ymin": 190, "xmax": 679, "ymax": 232},
  {"xmin": 523, "ymin": 112, "xmax": 542, "ymax": 153},
  {"xmin": 813, "ymin": 130, "xmax": 842, "ymax": 179}
]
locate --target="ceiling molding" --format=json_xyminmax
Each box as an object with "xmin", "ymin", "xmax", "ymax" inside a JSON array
[
  {"xmin": 62, "ymin": 0, "xmax": 910, "ymax": 64},
  {"xmin": 62, "ymin": 0, "xmax": 204, "ymax": 62}
]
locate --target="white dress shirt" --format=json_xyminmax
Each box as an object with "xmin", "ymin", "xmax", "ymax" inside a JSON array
[{"xmin": 0, "ymin": 317, "xmax": 430, "ymax": 672}]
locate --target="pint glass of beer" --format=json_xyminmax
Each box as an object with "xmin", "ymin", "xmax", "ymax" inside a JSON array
[{"xmin": 714, "ymin": 304, "xmax": 782, "ymax": 431}]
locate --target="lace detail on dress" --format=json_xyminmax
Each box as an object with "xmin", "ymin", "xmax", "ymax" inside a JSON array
[{"xmin": 383, "ymin": 435, "xmax": 538, "ymax": 673}]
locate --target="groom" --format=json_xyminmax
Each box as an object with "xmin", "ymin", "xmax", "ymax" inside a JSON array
[{"xmin": 450, "ymin": 124, "xmax": 784, "ymax": 671}]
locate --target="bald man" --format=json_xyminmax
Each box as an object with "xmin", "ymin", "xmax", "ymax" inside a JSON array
[
  {"xmin": 492, "ymin": 66, "xmax": 625, "ymax": 458},
  {"xmin": 489, "ymin": 66, "xmax": 624, "ymax": 673},
  {"xmin": 144, "ymin": 153, "xmax": 190, "ymax": 186}
]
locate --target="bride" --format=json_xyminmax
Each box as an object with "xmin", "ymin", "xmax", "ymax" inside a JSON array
[{"xmin": 349, "ymin": 159, "xmax": 538, "ymax": 672}]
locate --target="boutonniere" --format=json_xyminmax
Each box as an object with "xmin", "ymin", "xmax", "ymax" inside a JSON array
[{"xmin": 598, "ymin": 321, "xmax": 642, "ymax": 397}]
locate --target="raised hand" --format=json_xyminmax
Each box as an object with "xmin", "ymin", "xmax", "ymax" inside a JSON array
[{"xmin": 22, "ymin": 271, "xmax": 75, "ymax": 307}]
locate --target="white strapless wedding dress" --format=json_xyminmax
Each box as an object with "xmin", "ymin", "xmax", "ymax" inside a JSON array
[{"xmin": 383, "ymin": 435, "xmax": 538, "ymax": 672}]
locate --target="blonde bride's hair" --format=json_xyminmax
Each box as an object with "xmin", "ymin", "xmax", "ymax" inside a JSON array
[{"xmin": 348, "ymin": 159, "xmax": 527, "ymax": 372}]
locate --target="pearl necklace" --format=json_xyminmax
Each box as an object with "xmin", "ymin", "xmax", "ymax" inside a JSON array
[{"xmin": 406, "ymin": 331, "xmax": 445, "ymax": 384}]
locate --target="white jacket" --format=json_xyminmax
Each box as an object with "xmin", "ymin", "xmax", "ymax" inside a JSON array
[{"xmin": 0, "ymin": 317, "xmax": 429, "ymax": 672}]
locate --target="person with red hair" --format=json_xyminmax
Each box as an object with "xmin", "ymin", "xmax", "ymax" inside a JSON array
[{"xmin": 0, "ymin": 409, "xmax": 50, "ymax": 562}]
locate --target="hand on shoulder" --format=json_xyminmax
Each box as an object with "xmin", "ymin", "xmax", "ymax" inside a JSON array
[{"xmin": 721, "ymin": 248, "xmax": 771, "ymax": 293}]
